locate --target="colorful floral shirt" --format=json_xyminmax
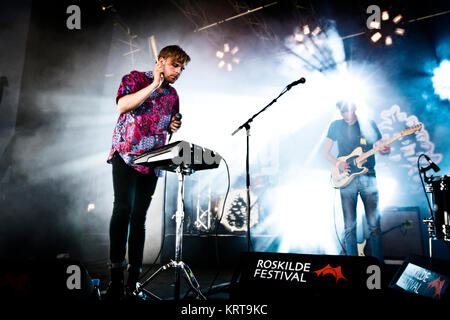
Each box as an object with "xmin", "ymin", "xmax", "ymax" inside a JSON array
[{"xmin": 107, "ymin": 70, "xmax": 179, "ymax": 175}]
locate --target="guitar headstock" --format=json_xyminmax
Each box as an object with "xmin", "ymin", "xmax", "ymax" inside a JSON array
[{"xmin": 401, "ymin": 124, "xmax": 422, "ymax": 136}]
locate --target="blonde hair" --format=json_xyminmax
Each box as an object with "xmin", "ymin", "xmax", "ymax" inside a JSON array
[{"xmin": 158, "ymin": 45, "xmax": 191, "ymax": 64}]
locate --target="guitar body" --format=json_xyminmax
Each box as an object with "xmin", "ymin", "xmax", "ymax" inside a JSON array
[
  {"xmin": 330, "ymin": 124, "xmax": 422, "ymax": 189},
  {"xmin": 331, "ymin": 147, "xmax": 368, "ymax": 188}
]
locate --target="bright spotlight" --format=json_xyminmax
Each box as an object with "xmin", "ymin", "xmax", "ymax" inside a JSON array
[
  {"xmin": 393, "ymin": 14, "xmax": 403, "ymax": 23},
  {"xmin": 368, "ymin": 10, "xmax": 405, "ymax": 46},
  {"xmin": 259, "ymin": 170, "xmax": 340, "ymax": 254},
  {"xmin": 432, "ymin": 59, "xmax": 450, "ymax": 101},
  {"xmin": 216, "ymin": 51, "xmax": 224, "ymax": 59},
  {"xmin": 216, "ymin": 43, "xmax": 240, "ymax": 71},
  {"xmin": 385, "ymin": 36, "xmax": 393, "ymax": 46},
  {"xmin": 326, "ymin": 63, "xmax": 375, "ymax": 114},
  {"xmin": 371, "ymin": 32, "xmax": 382, "ymax": 43},
  {"xmin": 369, "ymin": 20, "xmax": 381, "ymax": 29},
  {"xmin": 395, "ymin": 28, "xmax": 405, "ymax": 36},
  {"xmin": 312, "ymin": 26, "xmax": 321, "ymax": 36},
  {"xmin": 377, "ymin": 176, "xmax": 397, "ymax": 210},
  {"xmin": 294, "ymin": 33, "xmax": 304, "ymax": 42},
  {"xmin": 87, "ymin": 203, "xmax": 95, "ymax": 212},
  {"xmin": 303, "ymin": 25, "xmax": 310, "ymax": 35}
]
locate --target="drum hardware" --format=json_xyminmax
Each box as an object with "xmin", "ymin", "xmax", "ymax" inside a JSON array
[
  {"xmin": 193, "ymin": 185, "xmax": 213, "ymax": 232},
  {"xmin": 443, "ymin": 211, "xmax": 450, "ymax": 242},
  {"xmin": 419, "ymin": 154, "xmax": 448, "ymax": 258}
]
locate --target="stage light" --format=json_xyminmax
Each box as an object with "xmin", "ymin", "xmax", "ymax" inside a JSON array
[
  {"xmin": 256, "ymin": 170, "xmax": 339, "ymax": 254},
  {"xmin": 303, "ymin": 25, "xmax": 310, "ymax": 35},
  {"xmin": 377, "ymin": 176, "xmax": 397, "ymax": 210},
  {"xmin": 395, "ymin": 28, "xmax": 405, "ymax": 35},
  {"xmin": 87, "ymin": 203, "xmax": 95, "ymax": 212},
  {"xmin": 432, "ymin": 59, "xmax": 450, "ymax": 101},
  {"xmin": 294, "ymin": 33, "xmax": 304, "ymax": 42},
  {"xmin": 371, "ymin": 32, "xmax": 382, "ymax": 43},
  {"xmin": 369, "ymin": 21, "xmax": 381, "ymax": 29},
  {"xmin": 215, "ymin": 43, "xmax": 240, "ymax": 71},
  {"xmin": 312, "ymin": 26, "xmax": 321, "ymax": 36},
  {"xmin": 393, "ymin": 14, "xmax": 403, "ymax": 23},
  {"xmin": 216, "ymin": 51, "xmax": 224, "ymax": 59},
  {"xmin": 385, "ymin": 36, "xmax": 393, "ymax": 46},
  {"xmin": 368, "ymin": 9, "xmax": 405, "ymax": 47}
]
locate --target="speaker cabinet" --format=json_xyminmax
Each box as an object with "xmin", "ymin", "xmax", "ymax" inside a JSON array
[{"xmin": 380, "ymin": 207, "xmax": 424, "ymax": 261}]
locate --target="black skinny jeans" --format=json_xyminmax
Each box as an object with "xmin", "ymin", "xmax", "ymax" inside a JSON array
[{"xmin": 109, "ymin": 152, "xmax": 158, "ymax": 270}]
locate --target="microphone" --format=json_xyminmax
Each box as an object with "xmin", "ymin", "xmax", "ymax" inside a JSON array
[
  {"xmin": 286, "ymin": 77, "xmax": 306, "ymax": 89},
  {"xmin": 423, "ymin": 154, "xmax": 440, "ymax": 172},
  {"xmin": 168, "ymin": 113, "xmax": 182, "ymax": 142}
]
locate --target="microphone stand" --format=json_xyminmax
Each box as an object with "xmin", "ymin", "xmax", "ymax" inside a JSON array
[{"xmin": 231, "ymin": 80, "xmax": 304, "ymax": 252}]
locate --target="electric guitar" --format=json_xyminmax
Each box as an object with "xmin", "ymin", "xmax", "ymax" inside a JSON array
[{"xmin": 331, "ymin": 124, "xmax": 422, "ymax": 188}]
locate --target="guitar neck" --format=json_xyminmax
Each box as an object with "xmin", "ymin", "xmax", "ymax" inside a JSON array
[{"xmin": 359, "ymin": 133, "xmax": 401, "ymax": 162}]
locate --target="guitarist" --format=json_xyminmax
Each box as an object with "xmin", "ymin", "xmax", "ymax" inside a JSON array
[{"xmin": 323, "ymin": 101, "xmax": 390, "ymax": 264}]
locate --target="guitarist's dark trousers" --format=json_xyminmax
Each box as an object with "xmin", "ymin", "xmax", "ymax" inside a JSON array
[{"xmin": 340, "ymin": 175, "xmax": 384, "ymax": 263}]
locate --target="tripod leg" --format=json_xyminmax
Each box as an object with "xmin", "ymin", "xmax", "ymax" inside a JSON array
[
  {"xmin": 174, "ymin": 264, "xmax": 181, "ymax": 300},
  {"xmin": 134, "ymin": 262, "xmax": 173, "ymax": 299},
  {"xmin": 180, "ymin": 262, "xmax": 207, "ymax": 300}
]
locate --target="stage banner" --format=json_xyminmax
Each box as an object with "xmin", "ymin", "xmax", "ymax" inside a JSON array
[{"xmin": 230, "ymin": 252, "xmax": 381, "ymax": 301}]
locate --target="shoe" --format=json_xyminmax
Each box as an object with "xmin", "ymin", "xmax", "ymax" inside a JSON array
[
  {"xmin": 124, "ymin": 285, "xmax": 150, "ymax": 302},
  {"xmin": 104, "ymin": 266, "xmax": 125, "ymax": 301},
  {"xmin": 104, "ymin": 281, "xmax": 124, "ymax": 301}
]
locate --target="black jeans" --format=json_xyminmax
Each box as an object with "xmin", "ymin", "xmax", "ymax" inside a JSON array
[{"xmin": 109, "ymin": 152, "xmax": 158, "ymax": 270}]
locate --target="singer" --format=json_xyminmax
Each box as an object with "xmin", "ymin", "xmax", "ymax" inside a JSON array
[{"xmin": 105, "ymin": 45, "xmax": 190, "ymax": 300}]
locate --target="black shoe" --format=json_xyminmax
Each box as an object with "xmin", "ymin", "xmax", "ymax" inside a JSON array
[
  {"xmin": 124, "ymin": 285, "xmax": 151, "ymax": 302},
  {"xmin": 104, "ymin": 280, "xmax": 125, "ymax": 301}
]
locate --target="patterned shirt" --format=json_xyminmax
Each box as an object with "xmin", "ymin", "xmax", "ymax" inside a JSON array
[{"xmin": 107, "ymin": 70, "xmax": 179, "ymax": 175}]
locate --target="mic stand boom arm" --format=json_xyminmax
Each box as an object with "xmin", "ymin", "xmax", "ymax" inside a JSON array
[{"xmin": 231, "ymin": 82, "xmax": 302, "ymax": 252}]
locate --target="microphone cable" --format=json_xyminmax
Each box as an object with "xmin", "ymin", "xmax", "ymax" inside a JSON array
[{"xmin": 204, "ymin": 156, "xmax": 231, "ymax": 297}]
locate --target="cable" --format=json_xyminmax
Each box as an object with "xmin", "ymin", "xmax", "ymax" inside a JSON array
[{"xmin": 204, "ymin": 156, "xmax": 231, "ymax": 297}]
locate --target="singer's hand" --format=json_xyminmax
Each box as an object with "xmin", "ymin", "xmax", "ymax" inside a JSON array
[
  {"xmin": 169, "ymin": 116, "xmax": 182, "ymax": 133},
  {"xmin": 153, "ymin": 59, "xmax": 165, "ymax": 87}
]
